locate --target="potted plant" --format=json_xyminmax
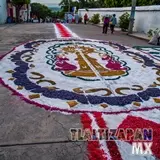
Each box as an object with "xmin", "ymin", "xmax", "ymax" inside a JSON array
[
  {"xmin": 90, "ymin": 13, "xmax": 100, "ymax": 24},
  {"xmin": 147, "ymin": 28, "xmax": 160, "ymax": 45},
  {"xmin": 119, "ymin": 12, "xmax": 130, "ymax": 32},
  {"xmin": 147, "ymin": 28, "xmax": 160, "ymax": 39}
]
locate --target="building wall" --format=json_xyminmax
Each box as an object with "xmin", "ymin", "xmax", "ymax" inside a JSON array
[
  {"xmin": 7, "ymin": 3, "xmax": 31, "ymax": 22},
  {"xmin": 0, "ymin": 0, "xmax": 7, "ymax": 24},
  {"xmin": 78, "ymin": 5, "xmax": 160, "ymax": 33}
]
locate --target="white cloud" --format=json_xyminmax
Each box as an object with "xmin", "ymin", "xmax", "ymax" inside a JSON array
[{"xmin": 31, "ymin": 0, "xmax": 61, "ymax": 5}]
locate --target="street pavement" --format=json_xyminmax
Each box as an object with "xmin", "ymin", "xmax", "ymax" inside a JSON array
[
  {"xmin": 67, "ymin": 23, "xmax": 152, "ymax": 47},
  {"xmin": 0, "ymin": 23, "xmax": 152, "ymax": 160}
]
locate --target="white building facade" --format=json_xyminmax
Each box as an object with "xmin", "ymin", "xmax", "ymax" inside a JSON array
[
  {"xmin": 0, "ymin": 0, "xmax": 7, "ymax": 24},
  {"xmin": 79, "ymin": 5, "xmax": 160, "ymax": 33}
]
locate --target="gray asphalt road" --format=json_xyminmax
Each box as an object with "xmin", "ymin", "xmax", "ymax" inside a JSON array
[{"xmin": 66, "ymin": 23, "xmax": 151, "ymax": 47}]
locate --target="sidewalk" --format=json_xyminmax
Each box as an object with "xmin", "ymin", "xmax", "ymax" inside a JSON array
[
  {"xmin": 0, "ymin": 24, "xmax": 16, "ymax": 31},
  {"xmin": 128, "ymin": 32, "xmax": 150, "ymax": 41},
  {"xmin": 92, "ymin": 23, "xmax": 121, "ymax": 32},
  {"xmin": 93, "ymin": 23, "xmax": 150, "ymax": 41}
]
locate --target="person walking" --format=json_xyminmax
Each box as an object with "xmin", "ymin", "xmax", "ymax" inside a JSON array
[
  {"xmin": 84, "ymin": 13, "xmax": 88, "ymax": 25},
  {"xmin": 110, "ymin": 14, "xmax": 117, "ymax": 34},
  {"xmin": 102, "ymin": 16, "xmax": 110, "ymax": 34}
]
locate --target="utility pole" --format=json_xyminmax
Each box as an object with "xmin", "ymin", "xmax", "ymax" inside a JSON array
[{"xmin": 128, "ymin": 0, "xmax": 137, "ymax": 34}]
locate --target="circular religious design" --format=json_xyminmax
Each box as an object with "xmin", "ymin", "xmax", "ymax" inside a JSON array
[{"xmin": 1, "ymin": 39, "xmax": 160, "ymax": 114}]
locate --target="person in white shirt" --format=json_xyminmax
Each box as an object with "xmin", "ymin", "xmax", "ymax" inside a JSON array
[
  {"xmin": 75, "ymin": 13, "xmax": 79, "ymax": 24},
  {"xmin": 68, "ymin": 13, "xmax": 73, "ymax": 23}
]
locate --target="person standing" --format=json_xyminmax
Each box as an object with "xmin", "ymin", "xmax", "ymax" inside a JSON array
[
  {"xmin": 72, "ymin": 13, "xmax": 75, "ymax": 23},
  {"xmin": 68, "ymin": 13, "xmax": 73, "ymax": 24},
  {"xmin": 75, "ymin": 13, "xmax": 79, "ymax": 24},
  {"xmin": 31, "ymin": 17, "xmax": 34, "ymax": 23},
  {"xmin": 84, "ymin": 13, "xmax": 88, "ymax": 25},
  {"xmin": 102, "ymin": 16, "xmax": 110, "ymax": 34},
  {"xmin": 64, "ymin": 13, "xmax": 68, "ymax": 23},
  {"xmin": 110, "ymin": 14, "xmax": 117, "ymax": 34}
]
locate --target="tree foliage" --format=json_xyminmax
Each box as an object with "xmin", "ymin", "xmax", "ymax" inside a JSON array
[
  {"xmin": 153, "ymin": 0, "xmax": 160, "ymax": 4},
  {"xmin": 119, "ymin": 12, "xmax": 130, "ymax": 30},
  {"xmin": 12, "ymin": 0, "xmax": 30, "ymax": 6},
  {"xmin": 59, "ymin": 0, "xmax": 160, "ymax": 10},
  {"xmin": 90, "ymin": 13, "xmax": 100, "ymax": 24},
  {"xmin": 59, "ymin": 0, "xmax": 79, "ymax": 12},
  {"xmin": 31, "ymin": 3, "xmax": 53, "ymax": 20}
]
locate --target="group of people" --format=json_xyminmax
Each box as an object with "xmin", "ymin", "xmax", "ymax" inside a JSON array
[
  {"xmin": 65, "ymin": 13, "xmax": 79, "ymax": 24},
  {"xmin": 65, "ymin": 13, "xmax": 117, "ymax": 35},
  {"xmin": 83, "ymin": 13, "xmax": 117, "ymax": 34},
  {"xmin": 103, "ymin": 14, "xmax": 117, "ymax": 34}
]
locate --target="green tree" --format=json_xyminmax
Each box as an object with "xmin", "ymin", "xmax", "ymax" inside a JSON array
[
  {"xmin": 78, "ymin": 0, "xmax": 87, "ymax": 8},
  {"xmin": 153, "ymin": 0, "xmax": 160, "ymax": 4},
  {"xmin": 31, "ymin": 3, "xmax": 53, "ymax": 20},
  {"xmin": 119, "ymin": 12, "xmax": 130, "ymax": 30},
  {"xmin": 12, "ymin": 0, "xmax": 30, "ymax": 22},
  {"xmin": 104, "ymin": 0, "xmax": 116, "ymax": 7},
  {"xmin": 90, "ymin": 13, "xmax": 100, "ymax": 24},
  {"xmin": 119, "ymin": 0, "xmax": 155, "ymax": 6},
  {"xmin": 113, "ymin": 0, "xmax": 123, "ymax": 7},
  {"xmin": 136, "ymin": 0, "xmax": 153, "ymax": 6},
  {"xmin": 59, "ymin": 0, "xmax": 69, "ymax": 12},
  {"xmin": 59, "ymin": 0, "xmax": 80, "ymax": 12},
  {"xmin": 59, "ymin": 0, "xmax": 160, "ymax": 11}
]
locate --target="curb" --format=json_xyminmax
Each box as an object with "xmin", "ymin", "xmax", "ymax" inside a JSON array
[
  {"xmin": 127, "ymin": 33, "xmax": 150, "ymax": 42},
  {"xmin": 87, "ymin": 23, "xmax": 103, "ymax": 27},
  {"xmin": 90, "ymin": 23, "xmax": 150, "ymax": 42}
]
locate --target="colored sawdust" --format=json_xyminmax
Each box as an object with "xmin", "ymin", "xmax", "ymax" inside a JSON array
[
  {"xmin": 6, "ymin": 70, "xmax": 14, "ymax": 73},
  {"xmin": 133, "ymin": 102, "xmax": 141, "ymax": 107},
  {"xmin": 73, "ymin": 88, "xmax": 83, "ymax": 93},
  {"xmin": 100, "ymin": 104, "xmax": 108, "ymax": 108},
  {"xmin": 8, "ymin": 77, "xmax": 15, "ymax": 81},
  {"xmin": 17, "ymin": 86, "xmax": 23, "ymax": 90},
  {"xmin": 85, "ymin": 88, "xmax": 112, "ymax": 96},
  {"xmin": 29, "ymin": 94, "xmax": 40, "ymax": 99},
  {"xmin": 153, "ymin": 98, "xmax": 160, "ymax": 103},
  {"xmin": 64, "ymin": 51, "xmax": 126, "ymax": 77},
  {"xmin": 67, "ymin": 100, "xmax": 78, "ymax": 108}
]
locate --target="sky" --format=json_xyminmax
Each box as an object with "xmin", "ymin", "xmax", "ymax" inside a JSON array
[{"xmin": 31, "ymin": 0, "xmax": 61, "ymax": 7}]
